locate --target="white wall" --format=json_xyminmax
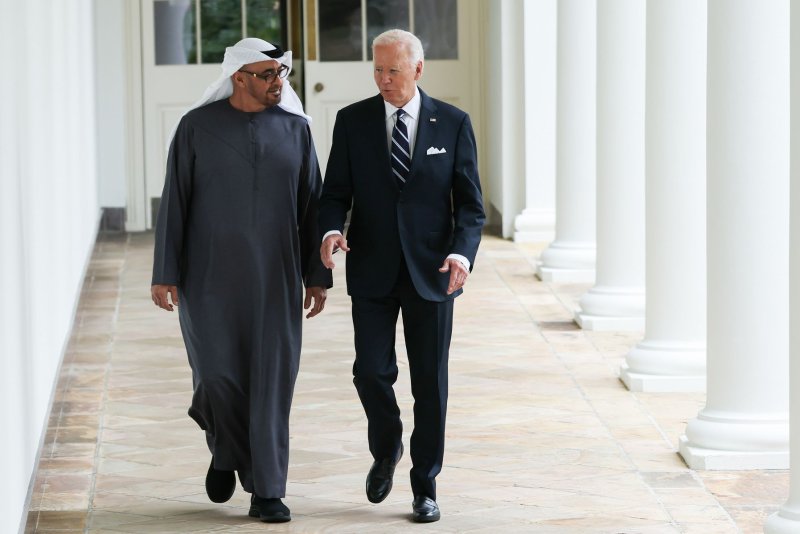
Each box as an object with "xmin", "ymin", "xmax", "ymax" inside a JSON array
[
  {"xmin": 94, "ymin": 0, "xmax": 129, "ymax": 208},
  {"xmin": 0, "ymin": 1, "xmax": 100, "ymax": 532}
]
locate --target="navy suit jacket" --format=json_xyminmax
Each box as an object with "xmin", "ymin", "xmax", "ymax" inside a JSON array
[{"xmin": 319, "ymin": 88, "xmax": 485, "ymax": 302}]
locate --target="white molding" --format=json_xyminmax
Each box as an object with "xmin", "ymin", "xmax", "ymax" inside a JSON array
[
  {"xmin": 513, "ymin": 208, "xmax": 555, "ymax": 243},
  {"xmin": 619, "ymin": 365, "xmax": 705, "ymax": 393},
  {"xmin": 575, "ymin": 285, "xmax": 645, "ymax": 331},
  {"xmin": 536, "ymin": 266, "xmax": 595, "ymax": 284},
  {"xmin": 471, "ymin": 0, "xmax": 488, "ymax": 223},
  {"xmin": 679, "ymin": 435, "xmax": 788, "ymax": 471},
  {"xmin": 125, "ymin": 0, "xmax": 146, "ymax": 231},
  {"xmin": 620, "ymin": 339, "xmax": 706, "ymax": 392},
  {"xmin": 575, "ymin": 313, "xmax": 644, "ymax": 332},
  {"xmin": 765, "ymin": 511, "xmax": 800, "ymax": 534},
  {"xmin": 535, "ymin": 239, "xmax": 596, "ymax": 283}
]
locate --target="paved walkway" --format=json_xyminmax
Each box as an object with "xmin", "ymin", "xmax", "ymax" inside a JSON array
[{"xmin": 25, "ymin": 232, "xmax": 787, "ymax": 533}]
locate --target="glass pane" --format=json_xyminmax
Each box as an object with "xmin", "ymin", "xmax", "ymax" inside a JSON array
[
  {"xmin": 414, "ymin": 0, "xmax": 457, "ymax": 60},
  {"xmin": 319, "ymin": 0, "xmax": 362, "ymax": 61},
  {"xmin": 246, "ymin": 0, "xmax": 285, "ymax": 47},
  {"xmin": 154, "ymin": 0, "xmax": 196, "ymax": 65},
  {"xmin": 366, "ymin": 0, "xmax": 408, "ymax": 60},
  {"xmin": 200, "ymin": 0, "xmax": 242, "ymax": 64}
]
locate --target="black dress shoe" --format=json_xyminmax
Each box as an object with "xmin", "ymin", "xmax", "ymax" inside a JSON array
[
  {"xmin": 412, "ymin": 495, "xmax": 440, "ymax": 523},
  {"xmin": 249, "ymin": 494, "xmax": 291, "ymax": 523},
  {"xmin": 205, "ymin": 458, "xmax": 235, "ymax": 503},
  {"xmin": 366, "ymin": 443, "xmax": 403, "ymax": 503}
]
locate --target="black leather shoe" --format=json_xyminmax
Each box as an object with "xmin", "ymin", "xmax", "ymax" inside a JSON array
[
  {"xmin": 249, "ymin": 494, "xmax": 291, "ymax": 523},
  {"xmin": 412, "ymin": 495, "xmax": 440, "ymax": 523},
  {"xmin": 205, "ymin": 458, "xmax": 235, "ymax": 503},
  {"xmin": 366, "ymin": 443, "xmax": 403, "ymax": 503}
]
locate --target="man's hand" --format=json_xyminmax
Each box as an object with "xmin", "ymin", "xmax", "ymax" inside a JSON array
[
  {"xmin": 439, "ymin": 258, "xmax": 469, "ymax": 295},
  {"xmin": 320, "ymin": 234, "xmax": 350, "ymax": 270},
  {"xmin": 152, "ymin": 284, "xmax": 179, "ymax": 311},
  {"xmin": 304, "ymin": 286, "xmax": 327, "ymax": 318}
]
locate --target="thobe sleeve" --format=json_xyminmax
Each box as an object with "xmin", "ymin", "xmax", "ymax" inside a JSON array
[
  {"xmin": 152, "ymin": 118, "xmax": 194, "ymax": 286},
  {"xmin": 298, "ymin": 125, "xmax": 333, "ymax": 289}
]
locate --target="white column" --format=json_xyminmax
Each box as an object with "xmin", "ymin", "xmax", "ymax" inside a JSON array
[
  {"xmin": 679, "ymin": 0, "xmax": 790, "ymax": 470},
  {"xmin": 536, "ymin": 0, "xmax": 596, "ymax": 283},
  {"xmin": 484, "ymin": 1, "xmax": 526, "ymax": 239},
  {"xmin": 619, "ymin": 0, "xmax": 707, "ymax": 391},
  {"xmin": 574, "ymin": 0, "xmax": 645, "ymax": 331},
  {"xmin": 513, "ymin": 0, "xmax": 556, "ymax": 244},
  {"xmin": 765, "ymin": 1, "xmax": 800, "ymax": 530}
]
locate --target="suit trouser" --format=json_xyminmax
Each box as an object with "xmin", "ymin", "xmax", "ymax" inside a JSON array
[{"xmin": 350, "ymin": 261, "xmax": 453, "ymax": 500}]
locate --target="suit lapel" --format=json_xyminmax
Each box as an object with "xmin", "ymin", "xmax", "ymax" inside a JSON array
[
  {"xmin": 365, "ymin": 95, "xmax": 391, "ymax": 173},
  {"xmin": 369, "ymin": 89, "xmax": 437, "ymax": 189},
  {"xmin": 409, "ymin": 89, "xmax": 438, "ymax": 183}
]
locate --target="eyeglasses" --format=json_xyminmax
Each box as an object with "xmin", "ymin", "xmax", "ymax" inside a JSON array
[{"xmin": 239, "ymin": 65, "xmax": 290, "ymax": 83}]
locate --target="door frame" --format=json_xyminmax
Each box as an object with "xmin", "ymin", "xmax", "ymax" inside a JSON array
[{"xmin": 124, "ymin": 0, "xmax": 147, "ymax": 231}]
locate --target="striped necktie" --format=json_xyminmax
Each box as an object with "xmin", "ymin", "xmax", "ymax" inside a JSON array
[{"xmin": 391, "ymin": 109, "xmax": 411, "ymax": 189}]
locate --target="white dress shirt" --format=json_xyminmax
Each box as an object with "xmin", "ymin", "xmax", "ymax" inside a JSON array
[{"xmin": 384, "ymin": 88, "xmax": 421, "ymax": 157}]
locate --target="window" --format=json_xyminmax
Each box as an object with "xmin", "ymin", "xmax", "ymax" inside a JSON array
[
  {"xmin": 316, "ymin": 0, "xmax": 457, "ymax": 62},
  {"xmin": 154, "ymin": 0, "xmax": 286, "ymax": 65}
]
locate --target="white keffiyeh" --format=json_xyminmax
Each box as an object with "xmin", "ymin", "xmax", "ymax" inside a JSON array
[{"xmin": 187, "ymin": 37, "xmax": 310, "ymax": 123}]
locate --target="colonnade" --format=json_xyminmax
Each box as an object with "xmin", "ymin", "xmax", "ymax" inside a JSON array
[{"xmin": 514, "ymin": 1, "xmax": 797, "ymax": 530}]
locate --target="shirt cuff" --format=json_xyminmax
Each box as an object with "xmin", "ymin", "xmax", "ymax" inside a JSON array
[
  {"xmin": 447, "ymin": 253, "xmax": 471, "ymax": 271},
  {"xmin": 322, "ymin": 230, "xmax": 342, "ymax": 241}
]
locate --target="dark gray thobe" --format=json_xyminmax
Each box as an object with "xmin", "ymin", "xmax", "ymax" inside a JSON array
[{"xmin": 151, "ymin": 99, "xmax": 331, "ymax": 498}]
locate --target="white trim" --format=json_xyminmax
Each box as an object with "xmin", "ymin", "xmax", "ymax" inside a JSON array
[
  {"xmin": 126, "ymin": 0, "xmax": 146, "ymax": 231},
  {"xmin": 241, "ymin": 0, "xmax": 247, "ymax": 37},
  {"xmin": 195, "ymin": 0, "xmax": 202, "ymax": 63},
  {"xmin": 360, "ymin": 0, "xmax": 367, "ymax": 61}
]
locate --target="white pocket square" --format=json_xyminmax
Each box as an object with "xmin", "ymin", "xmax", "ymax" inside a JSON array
[{"xmin": 426, "ymin": 146, "xmax": 446, "ymax": 155}]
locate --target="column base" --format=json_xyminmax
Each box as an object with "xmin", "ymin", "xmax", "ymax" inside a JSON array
[
  {"xmin": 536, "ymin": 265, "xmax": 596, "ymax": 283},
  {"xmin": 536, "ymin": 240, "xmax": 596, "ymax": 283},
  {"xmin": 575, "ymin": 313, "xmax": 644, "ymax": 331},
  {"xmin": 765, "ymin": 507, "xmax": 800, "ymax": 533},
  {"xmin": 679, "ymin": 435, "xmax": 789, "ymax": 469},
  {"xmin": 679, "ymin": 411, "xmax": 789, "ymax": 469},
  {"xmin": 620, "ymin": 340, "xmax": 706, "ymax": 392},
  {"xmin": 619, "ymin": 363, "xmax": 705, "ymax": 392},
  {"xmin": 513, "ymin": 208, "xmax": 556, "ymax": 243},
  {"xmin": 574, "ymin": 285, "xmax": 645, "ymax": 331}
]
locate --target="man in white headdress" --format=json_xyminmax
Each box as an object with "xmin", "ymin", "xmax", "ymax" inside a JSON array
[{"xmin": 151, "ymin": 37, "xmax": 331, "ymax": 523}]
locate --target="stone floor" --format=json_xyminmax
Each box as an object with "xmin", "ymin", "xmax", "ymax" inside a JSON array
[{"xmin": 24, "ymin": 232, "xmax": 788, "ymax": 533}]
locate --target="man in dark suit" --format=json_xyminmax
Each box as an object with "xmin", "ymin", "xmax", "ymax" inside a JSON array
[{"xmin": 318, "ymin": 29, "xmax": 485, "ymax": 523}]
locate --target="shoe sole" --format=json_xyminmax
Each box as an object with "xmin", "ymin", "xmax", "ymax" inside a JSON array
[
  {"xmin": 261, "ymin": 514, "xmax": 291, "ymax": 523},
  {"xmin": 366, "ymin": 480, "xmax": 392, "ymax": 504},
  {"xmin": 249, "ymin": 505, "xmax": 291, "ymax": 522},
  {"xmin": 413, "ymin": 513, "xmax": 441, "ymax": 523},
  {"xmin": 205, "ymin": 466, "xmax": 235, "ymax": 504},
  {"xmin": 207, "ymin": 490, "xmax": 234, "ymax": 504}
]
